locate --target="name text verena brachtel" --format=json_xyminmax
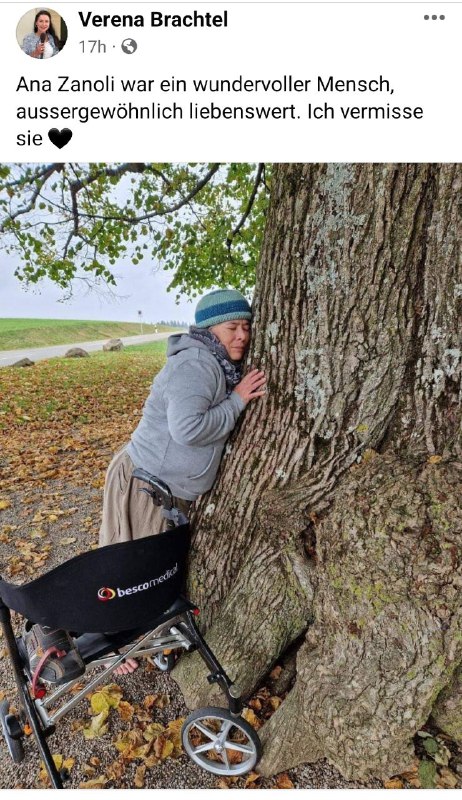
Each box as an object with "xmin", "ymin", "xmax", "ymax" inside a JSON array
[{"xmin": 78, "ymin": 10, "xmax": 228, "ymax": 27}]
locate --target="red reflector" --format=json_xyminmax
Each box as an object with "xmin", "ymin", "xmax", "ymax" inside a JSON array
[
  {"xmin": 34, "ymin": 687, "xmax": 46, "ymax": 699},
  {"xmin": 193, "ymin": 608, "xmax": 200, "ymax": 616}
]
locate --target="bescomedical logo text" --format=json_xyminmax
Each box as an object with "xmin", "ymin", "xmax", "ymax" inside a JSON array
[{"xmin": 97, "ymin": 563, "xmax": 178, "ymax": 601}]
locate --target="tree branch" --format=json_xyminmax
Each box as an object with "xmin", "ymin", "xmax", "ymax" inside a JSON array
[
  {"xmin": 0, "ymin": 164, "xmax": 64, "ymax": 233},
  {"xmin": 226, "ymin": 163, "xmax": 265, "ymax": 252}
]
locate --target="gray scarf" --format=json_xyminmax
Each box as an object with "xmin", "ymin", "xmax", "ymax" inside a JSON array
[{"xmin": 188, "ymin": 326, "xmax": 243, "ymax": 396}]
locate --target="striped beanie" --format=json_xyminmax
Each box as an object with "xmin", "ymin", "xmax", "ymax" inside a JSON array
[{"xmin": 194, "ymin": 289, "xmax": 252, "ymax": 329}]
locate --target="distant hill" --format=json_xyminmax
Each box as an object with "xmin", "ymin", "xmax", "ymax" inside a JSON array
[{"xmin": 0, "ymin": 319, "xmax": 186, "ymax": 351}]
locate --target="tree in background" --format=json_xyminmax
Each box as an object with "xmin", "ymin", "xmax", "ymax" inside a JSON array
[
  {"xmin": 1, "ymin": 162, "xmax": 461, "ymax": 780},
  {"xmin": 0, "ymin": 163, "xmax": 268, "ymax": 297}
]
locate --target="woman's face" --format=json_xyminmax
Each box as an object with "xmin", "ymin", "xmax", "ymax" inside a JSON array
[
  {"xmin": 36, "ymin": 15, "xmax": 51, "ymax": 34},
  {"xmin": 210, "ymin": 319, "xmax": 251, "ymax": 361}
]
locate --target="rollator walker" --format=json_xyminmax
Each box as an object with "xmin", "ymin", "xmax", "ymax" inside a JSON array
[{"xmin": 0, "ymin": 469, "xmax": 261, "ymax": 788}]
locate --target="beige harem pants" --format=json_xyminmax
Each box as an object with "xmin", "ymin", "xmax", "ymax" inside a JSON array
[{"xmin": 98, "ymin": 449, "xmax": 192, "ymax": 547}]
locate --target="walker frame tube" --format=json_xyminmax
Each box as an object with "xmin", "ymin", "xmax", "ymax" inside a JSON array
[{"xmin": 0, "ymin": 602, "xmax": 243, "ymax": 789}]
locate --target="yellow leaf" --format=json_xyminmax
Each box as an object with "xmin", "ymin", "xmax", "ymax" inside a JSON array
[
  {"xmin": 242, "ymin": 708, "xmax": 262, "ymax": 730},
  {"xmin": 38, "ymin": 754, "xmax": 72, "ymax": 786},
  {"xmin": 166, "ymin": 717, "xmax": 184, "ymax": 734},
  {"xmin": 428, "ymin": 455, "xmax": 443, "ymax": 464},
  {"xmin": 114, "ymin": 729, "xmax": 147, "ymax": 759},
  {"xmin": 0, "ymin": 500, "xmax": 11, "ymax": 511},
  {"xmin": 52, "ymin": 754, "xmax": 64, "ymax": 770},
  {"xmin": 275, "ymin": 772, "xmax": 295, "ymax": 789},
  {"xmin": 83, "ymin": 709, "xmax": 109, "ymax": 740},
  {"xmin": 161, "ymin": 739, "xmax": 174, "ymax": 760},
  {"xmin": 60, "ymin": 536, "xmax": 77, "ymax": 545},
  {"xmin": 104, "ymin": 684, "xmax": 123, "ymax": 706},
  {"xmin": 78, "ymin": 776, "xmax": 107, "ymax": 789},
  {"xmin": 143, "ymin": 722, "xmax": 165, "ymax": 743},
  {"xmin": 90, "ymin": 684, "xmax": 122, "ymax": 715},
  {"xmin": 134, "ymin": 765, "xmax": 146, "ymax": 788},
  {"xmin": 90, "ymin": 693, "xmax": 111, "ymax": 715},
  {"xmin": 269, "ymin": 696, "xmax": 282, "ymax": 711},
  {"xmin": 245, "ymin": 772, "xmax": 261, "ymax": 787},
  {"xmin": 143, "ymin": 754, "xmax": 160, "ymax": 768},
  {"xmin": 384, "ymin": 778, "xmax": 404, "ymax": 789}
]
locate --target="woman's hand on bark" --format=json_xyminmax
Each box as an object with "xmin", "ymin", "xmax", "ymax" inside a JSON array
[{"xmin": 234, "ymin": 369, "xmax": 267, "ymax": 404}]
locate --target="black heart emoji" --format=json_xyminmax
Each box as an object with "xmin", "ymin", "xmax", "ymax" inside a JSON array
[{"xmin": 48, "ymin": 128, "xmax": 73, "ymax": 149}]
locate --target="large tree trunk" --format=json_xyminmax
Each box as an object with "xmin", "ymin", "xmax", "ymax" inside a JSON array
[{"xmin": 174, "ymin": 164, "xmax": 462, "ymax": 780}]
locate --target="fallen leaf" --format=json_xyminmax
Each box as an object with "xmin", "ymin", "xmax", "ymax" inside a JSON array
[
  {"xmin": 275, "ymin": 773, "xmax": 295, "ymax": 789},
  {"xmin": 242, "ymin": 708, "xmax": 262, "ymax": 731},
  {"xmin": 78, "ymin": 776, "xmax": 107, "ymax": 789},
  {"xmin": 105, "ymin": 759, "xmax": 126, "ymax": 782},
  {"xmin": 428, "ymin": 455, "xmax": 443, "ymax": 464},
  {"xmin": 437, "ymin": 767, "xmax": 458, "ymax": 788},
  {"xmin": 60, "ymin": 536, "xmax": 77, "ymax": 545},
  {"xmin": 90, "ymin": 684, "xmax": 123, "ymax": 715},
  {"xmin": 117, "ymin": 700, "xmax": 135, "ymax": 721},
  {"xmin": 134, "ymin": 765, "xmax": 146, "ymax": 788},
  {"xmin": 269, "ymin": 696, "xmax": 282, "ymax": 711},
  {"xmin": 270, "ymin": 666, "xmax": 283, "ymax": 680},
  {"xmin": 83, "ymin": 709, "xmax": 109, "ymax": 740},
  {"xmin": 154, "ymin": 735, "xmax": 168, "ymax": 759},
  {"xmin": 0, "ymin": 500, "xmax": 11, "ymax": 510},
  {"xmin": 38, "ymin": 754, "xmax": 74, "ymax": 786},
  {"xmin": 147, "ymin": 693, "xmax": 169, "ymax": 709},
  {"xmin": 245, "ymin": 771, "xmax": 261, "ymax": 787},
  {"xmin": 383, "ymin": 778, "xmax": 404, "ymax": 789}
]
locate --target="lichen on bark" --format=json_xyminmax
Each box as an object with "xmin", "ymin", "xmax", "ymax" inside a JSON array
[{"xmin": 173, "ymin": 164, "xmax": 462, "ymax": 780}]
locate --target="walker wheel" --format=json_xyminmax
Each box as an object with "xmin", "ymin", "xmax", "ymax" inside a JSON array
[
  {"xmin": 153, "ymin": 652, "xmax": 176, "ymax": 672},
  {"xmin": 0, "ymin": 700, "xmax": 25, "ymax": 764},
  {"xmin": 181, "ymin": 706, "xmax": 261, "ymax": 776}
]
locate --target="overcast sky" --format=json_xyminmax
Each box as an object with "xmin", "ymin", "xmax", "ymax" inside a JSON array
[{"xmin": 1, "ymin": 255, "xmax": 196, "ymax": 324}]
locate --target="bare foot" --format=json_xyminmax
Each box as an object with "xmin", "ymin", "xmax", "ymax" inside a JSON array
[{"xmin": 105, "ymin": 657, "xmax": 138, "ymax": 675}]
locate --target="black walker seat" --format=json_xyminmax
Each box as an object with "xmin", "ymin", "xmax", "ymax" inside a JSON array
[
  {"xmin": 0, "ymin": 470, "xmax": 261, "ymax": 787},
  {"xmin": 0, "ymin": 525, "xmax": 190, "ymax": 634}
]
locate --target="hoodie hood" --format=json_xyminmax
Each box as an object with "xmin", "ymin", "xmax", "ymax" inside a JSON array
[{"xmin": 166, "ymin": 333, "xmax": 211, "ymax": 358}]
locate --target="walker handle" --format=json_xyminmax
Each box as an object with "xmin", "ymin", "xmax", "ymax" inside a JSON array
[{"xmin": 132, "ymin": 469, "xmax": 174, "ymax": 510}]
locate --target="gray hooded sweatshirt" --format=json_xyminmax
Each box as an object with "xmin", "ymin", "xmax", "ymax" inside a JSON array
[{"xmin": 126, "ymin": 334, "xmax": 246, "ymax": 501}]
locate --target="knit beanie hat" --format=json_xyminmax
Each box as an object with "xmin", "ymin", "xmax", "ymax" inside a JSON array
[{"xmin": 194, "ymin": 289, "xmax": 252, "ymax": 328}]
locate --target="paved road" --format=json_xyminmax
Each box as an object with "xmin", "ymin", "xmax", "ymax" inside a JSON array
[{"xmin": 0, "ymin": 332, "xmax": 172, "ymax": 368}]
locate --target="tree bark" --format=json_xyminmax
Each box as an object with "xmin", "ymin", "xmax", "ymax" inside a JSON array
[{"xmin": 173, "ymin": 163, "xmax": 462, "ymax": 780}]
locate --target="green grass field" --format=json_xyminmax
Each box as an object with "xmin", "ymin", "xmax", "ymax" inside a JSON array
[{"xmin": 0, "ymin": 319, "xmax": 182, "ymax": 350}]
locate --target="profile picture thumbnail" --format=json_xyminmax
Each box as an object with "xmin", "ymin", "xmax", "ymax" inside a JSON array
[{"xmin": 17, "ymin": 7, "xmax": 68, "ymax": 59}]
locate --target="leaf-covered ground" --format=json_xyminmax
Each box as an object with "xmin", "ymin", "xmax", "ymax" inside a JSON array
[{"xmin": 0, "ymin": 349, "xmax": 460, "ymax": 789}]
